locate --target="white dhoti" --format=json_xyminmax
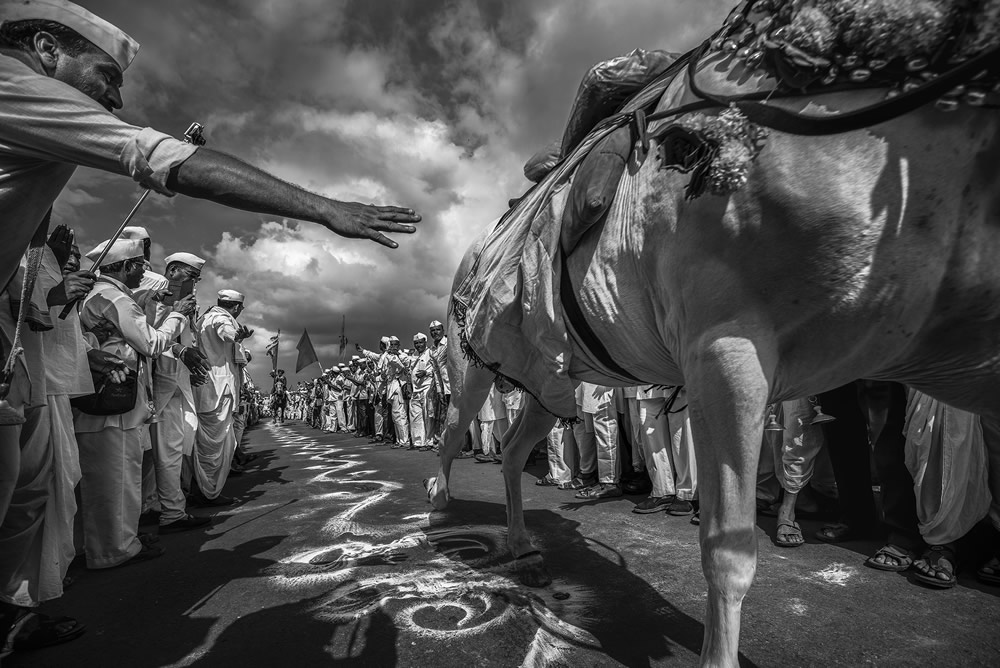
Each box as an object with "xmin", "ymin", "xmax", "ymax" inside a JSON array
[
  {"xmin": 194, "ymin": 394, "xmax": 237, "ymax": 499},
  {"xmin": 390, "ymin": 393, "xmax": 409, "ymax": 445},
  {"xmin": 374, "ymin": 398, "xmax": 386, "ymax": 437},
  {"xmin": 409, "ymin": 390, "xmax": 429, "ymax": 447},
  {"xmin": 573, "ymin": 407, "xmax": 617, "ymax": 484},
  {"xmin": 546, "ymin": 424, "xmax": 575, "ymax": 484},
  {"xmin": 627, "ymin": 397, "xmax": 646, "ymax": 472},
  {"xmin": 0, "ymin": 406, "xmax": 52, "ymax": 605},
  {"xmin": 335, "ymin": 400, "xmax": 347, "ymax": 432},
  {"xmin": 666, "ymin": 404, "xmax": 698, "ymax": 502},
  {"xmin": 154, "ymin": 388, "xmax": 197, "ymax": 523},
  {"xmin": 233, "ymin": 407, "xmax": 247, "ymax": 447},
  {"xmin": 76, "ymin": 425, "xmax": 144, "ymax": 569},
  {"xmin": 39, "ymin": 396, "xmax": 81, "ymax": 599},
  {"xmin": 905, "ymin": 391, "xmax": 991, "ymax": 545},
  {"xmin": 638, "ymin": 398, "xmax": 675, "ymax": 498},
  {"xmin": 345, "ymin": 398, "xmax": 355, "ymax": 432}
]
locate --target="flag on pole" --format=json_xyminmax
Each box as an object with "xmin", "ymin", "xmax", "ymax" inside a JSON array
[
  {"xmin": 338, "ymin": 315, "xmax": 347, "ymax": 362},
  {"xmin": 265, "ymin": 334, "xmax": 279, "ymax": 358},
  {"xmin": 265, "ymin": 330, "xmax": 280, "ymax": 372},
  {"xmin": 295, "ymin": 329, "xmax": 320, "ymax": 373}
]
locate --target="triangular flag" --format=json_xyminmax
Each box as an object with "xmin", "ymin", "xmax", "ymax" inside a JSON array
[{"xmin": 295, "ymin": 329, "xmax": 319, "ymax": 373}]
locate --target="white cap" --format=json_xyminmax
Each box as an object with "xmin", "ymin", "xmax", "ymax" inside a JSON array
[
  {"xmin": 164, "ymin": 252, "xmax": 206, "ymax": 271},
  {"xmin": 379, "ymin": 336, "xmax": 390, "ymax": 345},
  {"xmin": 85, "ymin": 238, "xmax": 144, "ymax": 266},
  {"xmin": 413, "ymin": 332, "xmax": 427, "ymax": 342},
  {"xmin": 217, "ymin": 289, "xmax": 244, "ymax": 303},
  {"xmin": 388, "ymin": 335, "xmax": 399, "ymax": 343},
  {"xmin": 339, "ymin": 363, "xmax": 349, "ymax": 370},
  {"xmin": 0, "ymin": 0, "xmax": 140, "ymax": 71},
  {"xmin": 430, "ymin": 320, "xmax": 443, "ymax": 328},
  {"xmin": 351, "ymin": 355, "xmax": 360, "ymax": 361},
  {"xmin": 120, "ymin": 226, "xmax": 149, "ymax": 240}
]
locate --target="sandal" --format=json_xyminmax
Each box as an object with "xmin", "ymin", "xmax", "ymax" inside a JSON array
[
  {"xmin": 775, "ymin": 521, "xmax": 804, "ymax": 547},
  {"xmin": 815, "ymin": 522, "xmax": 854, "ymax": 543},
  {"xmin": 864, "ymin": 544, "xmax": 914, "ymax": 572},
  {"xmin": 977, "ymin": 556, "xmax": 1000, "ymax": 586},
  {"xmin": 913, "ymin": 544, "xmax": 958, "ymax": 589},
  {"xmin": 534, "ymin": 475, "xmax": 559, "ymax": 487},
  {"xmin": 5, "ymin": 610, "xmax": 86, "ymax": 652}
]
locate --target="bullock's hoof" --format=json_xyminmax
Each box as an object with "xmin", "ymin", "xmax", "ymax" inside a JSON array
[
  {"xmin": 515, "ymin": 551, "xmax": 552, "ymax": 588},
  {"xmin": 423, "ymin": 477, "xmax": 450, "ymax": 510}
]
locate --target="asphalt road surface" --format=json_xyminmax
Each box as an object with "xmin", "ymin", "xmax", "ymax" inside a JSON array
[{"xmin": 10, "ymin": 419, "xmax": 1000, "ymax": 667}]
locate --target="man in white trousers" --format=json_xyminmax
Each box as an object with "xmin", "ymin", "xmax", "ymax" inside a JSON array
[
  {"xmin": 192, "ymin": 289, "xmax": 251, "ymax": 505},
  {"xmin": 150, "ymin": 252, "xmax": 211, "ymax": 532}
]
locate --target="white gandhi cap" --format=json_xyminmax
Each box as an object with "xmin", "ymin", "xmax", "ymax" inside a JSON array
[
  {"xmin": 0, "ymin": 0, "xmax": 140, "ymax": 71},
  {"xmin": 85, "ymin": 238, "xmax": 144, "ymax": 266},
  {"xmin": 120, "ymin": 226, "xmax": 149, "ymax": 240},
  {"xmin": 217, "ymin": 289, "xmax": 244, "ymax": 303},
  {"xmin": 164, "ymin": 252, "xmax": 206, "ymax": 271}
]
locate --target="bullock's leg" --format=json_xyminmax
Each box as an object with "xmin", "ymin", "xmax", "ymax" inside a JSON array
[
  {"xmin": 686, "ymin": 337, "xmax": 770, "ymax": 668},
  {"xmin": 499, "ymin": 394, "xmax": 556, "ymax": 587},
  {"xmin": 424, "ymin": 362, "xmax": 493, "ymax": 510}
]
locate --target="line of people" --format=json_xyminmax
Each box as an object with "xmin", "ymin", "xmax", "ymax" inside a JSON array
[
  {"xmin": 1, "ymin": 223, "xmax": 259, "ymax": 658},
  {"xmin": 280, "ymin": 323, "xmax": 452, "ymax": 451}
]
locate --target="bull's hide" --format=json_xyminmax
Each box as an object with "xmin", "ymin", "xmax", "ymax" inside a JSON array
[{"xmin": 453, "ymin": 124, "xmax": 622, "ymax": 420}]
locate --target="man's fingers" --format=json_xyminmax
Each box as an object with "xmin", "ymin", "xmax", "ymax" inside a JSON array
[
  {"xmin": 363, "ymin": 226, "xmax": 397, "ymax": 249},
  {"xmin": 375, "ymin": 207, "xmax": 421, "ymax": 221}
]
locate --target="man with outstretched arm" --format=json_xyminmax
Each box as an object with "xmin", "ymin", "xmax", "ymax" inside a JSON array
[{"xmin": 0, "ymin": 1, "xmax": 419, "ymax": 655}]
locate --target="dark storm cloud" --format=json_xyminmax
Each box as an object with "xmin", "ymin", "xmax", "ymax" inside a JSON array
[{"xmin": 61, "ymin": 0, "xmax": 732, "ymax": 383}]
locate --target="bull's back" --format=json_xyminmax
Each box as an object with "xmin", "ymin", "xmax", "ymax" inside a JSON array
[{"xmin": 571, "ymin": 84, "xmax": 1000, "ymax": 415}]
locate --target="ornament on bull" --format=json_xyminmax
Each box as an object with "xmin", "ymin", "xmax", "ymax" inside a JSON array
[
  {"xmin": 807, "ymin": 395, "xmax": 835, "ymax": 425},
  {"xmin": 764, "ymin": 404, "xmax": 783, "ymax": 432}
]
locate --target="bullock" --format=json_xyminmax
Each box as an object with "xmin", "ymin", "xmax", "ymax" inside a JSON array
[{"xmin": 427, "ymin": 1, "xmax": 1000, "ymax": 665}]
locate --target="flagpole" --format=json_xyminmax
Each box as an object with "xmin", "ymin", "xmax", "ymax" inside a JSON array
[{"xmin": 272, "ymin": 328, "xmax": 280, "ymax": 374}]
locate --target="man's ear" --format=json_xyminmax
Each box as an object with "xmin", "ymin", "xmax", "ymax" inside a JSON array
[{"xmin": 32, "ymin": 31, "xmax": 61, "ymax": 73}]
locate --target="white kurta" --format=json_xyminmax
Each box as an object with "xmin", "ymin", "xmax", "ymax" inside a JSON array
[
  {"xmin": 192, "ymin": 307, "xmax": 240, "ymax": 498},
  {"xmin": 151, "ymin": 301, "xmax": 198, "ymax": 523},
  {"xmin": 76, "ymin": 275, "xmax": 185, "ymax": 568},
  {"xmin": 40, "ymin": 248, "xmax": 92, "ymax": 598}
]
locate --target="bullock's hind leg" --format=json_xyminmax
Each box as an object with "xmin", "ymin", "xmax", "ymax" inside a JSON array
[
  {"xmin": 686, "ymin": 336, "xmax": 770, "ymax": 668},
  {"xmin": 499, "ymin": 394, "xmax": 556, "ymax": 587},
  {"xmin": 424, "ymin": 352, "xmax": 493, "ymax": 510}
]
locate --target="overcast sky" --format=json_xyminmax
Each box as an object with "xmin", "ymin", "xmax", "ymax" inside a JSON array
[{"xmin": 65, "ymin": 0, "xmax": 731, "ymax": 385}]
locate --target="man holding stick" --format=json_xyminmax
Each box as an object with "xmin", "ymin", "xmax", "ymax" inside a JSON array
[{"xmin": 0, "ymin": 0, "xmax": 420, "ymax": 655}]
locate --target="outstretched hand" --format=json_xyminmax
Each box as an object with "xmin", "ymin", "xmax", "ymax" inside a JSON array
[{"xmin": 325, "ymin": 202, "xmax": 421, "ymax": 249}]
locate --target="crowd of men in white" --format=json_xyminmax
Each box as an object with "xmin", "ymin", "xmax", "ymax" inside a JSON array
[
  {"xmin": 7, "ymin": 224, "xmax": 259, "ymax": 588},
  {"xmin": 282, "ymin": 356, "xmax": 999, "ymax": 593}
]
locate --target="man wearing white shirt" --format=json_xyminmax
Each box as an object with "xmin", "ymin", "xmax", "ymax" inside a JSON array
[
  {"xmin": 192, "ymin": 289, "xmax": 251, "ymax": 504},
  {"xmin": 383, "ymin": 337, "xmax": 411, "ymax": 448},
  {"xmin": 149, "ymin": 252, "xmax": 211, "ymax": 532},
  {"xmin": 408, "ymin": 333, "xmax": 433, "ymax": 450},
  {"xmin": 358, "ymin": 338, "xmax": 391, "ymax": 442},
  {"xmin": 427, "ymin": 320, "xmax": 450, "ymax": 446},
  {"xmin": 75, "ymin": 239, "xmax": 197, "ymax": 568}
]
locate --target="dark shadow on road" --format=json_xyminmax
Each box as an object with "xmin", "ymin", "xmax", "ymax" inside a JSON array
[{"xmin": 430, "ymin": 498, "xmax": 759, "ymax": 668}]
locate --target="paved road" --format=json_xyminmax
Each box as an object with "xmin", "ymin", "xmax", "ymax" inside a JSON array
[{"xmin": 10, "ymin": 420, "xmax": 1000, "ymax": 667}]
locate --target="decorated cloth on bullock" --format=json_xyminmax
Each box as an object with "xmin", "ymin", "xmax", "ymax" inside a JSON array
[{"xmin": 453, "ymin": 69, "xmax": 681, "ymax": 419}]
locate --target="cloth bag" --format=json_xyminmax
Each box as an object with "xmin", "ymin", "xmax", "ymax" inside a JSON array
[{"xmin": 70, "ymin": 366, "xmax": 138, "ymax": 415}]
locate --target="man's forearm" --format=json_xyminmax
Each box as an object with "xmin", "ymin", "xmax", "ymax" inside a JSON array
[
  {"xmin": 166, "ymin": 148, "xmax": 420, "ymax": 248},
  {"xmin": 168, "ymin": 149, "xmax": 327, "ymax": 223}
]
